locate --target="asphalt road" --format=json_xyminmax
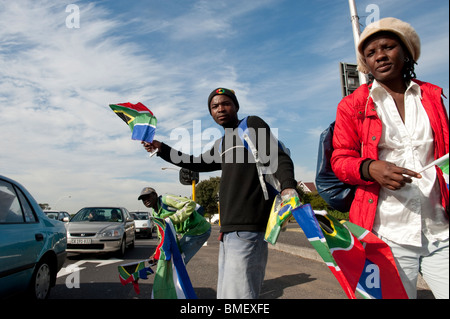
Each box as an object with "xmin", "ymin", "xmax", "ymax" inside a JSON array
[
  {"xmin": 49, "ymin": 225, "xmax": 346, "ymax": 300},
  {"xmin": 48, "ymin": 223, "xmax": 433, "ymax": 301}
]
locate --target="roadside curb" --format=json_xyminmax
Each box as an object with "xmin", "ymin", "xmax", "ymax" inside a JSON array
[{"xmin": 269, "ymin": 242, "xmax": 322, "ymax": 262}]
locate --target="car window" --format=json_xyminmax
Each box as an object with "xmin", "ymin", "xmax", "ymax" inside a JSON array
[
  {"xmin": 71, "ymin": 208, "xmax": 124, "ymax": 222},
  {"xmin": 0, "ymin": 180, "xmax": 23, "ymax": 223},
  {"xmin": 122, "ymin": 210, "xmax": 128, "ymax": 220},
  {"xmin": 109, "ymin": 209, "xmax": 123, "ymax": 222},
  {"xmin": 16, "ymin": 187, "xmax": 38, "ymax": 223},
  {"xmin": 46, "ymin": 212, "xmax": 59, "ymax": 219},
  {"xmin": 0, "ymin": 180, "xmax": 37, "ymax": 224}
]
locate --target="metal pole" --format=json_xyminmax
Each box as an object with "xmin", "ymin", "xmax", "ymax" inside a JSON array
[
  {"xmin": 192, "ymin": 180, "xmax": 196, "ymax": 201},
  {"xmin": 348, "ymin": 0, "xmax": 367, "ymax": 86}
]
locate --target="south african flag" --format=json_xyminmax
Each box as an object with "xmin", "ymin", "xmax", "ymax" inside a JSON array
[{"xmin": 109, "ymin": 102, "xmax": 157, "ymax": 143}]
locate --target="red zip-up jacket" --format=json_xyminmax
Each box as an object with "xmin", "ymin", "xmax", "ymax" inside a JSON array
[{"xmin": 331, "ymin": 79, "xmax": 449, "ymax": 231}]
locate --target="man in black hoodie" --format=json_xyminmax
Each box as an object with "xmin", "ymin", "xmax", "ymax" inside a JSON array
[{"xmin": 143, "ymin": 88, "xmax": 298, "ymax": 298}]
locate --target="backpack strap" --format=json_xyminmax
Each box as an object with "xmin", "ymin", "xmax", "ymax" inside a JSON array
[
  {"xmin": 218, "ymin": 117, "xmax": 248, "ymax": 154},
  {"xmin": 219, "ymin": 116, "xmax": 285, "ymax": 201},
  {"xmin": 233, "ymin": 116, "xmax": 270, "ymax": 200},
  {"xmin": 242, "ymin": 131, "xmax": 270, "ymax": 200}
]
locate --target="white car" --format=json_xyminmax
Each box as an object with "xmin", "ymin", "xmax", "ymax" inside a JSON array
[
  {"xmin": 130, "ymin": 211, "xmax": 155, "ymax": 239},
  {"xmin": 44, "ymin": 210, "xmax": 70, "ymax": 223}
]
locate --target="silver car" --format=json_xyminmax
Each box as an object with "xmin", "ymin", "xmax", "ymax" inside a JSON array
[{"xmin": 66, "ymin": 207, "xmax": 135, "ymax": 257}]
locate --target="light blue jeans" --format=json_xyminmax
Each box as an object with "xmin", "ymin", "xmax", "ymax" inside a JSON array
[
  {"xmin": 380, "ymin": 234, "xmax": 449, "ymax": 299},
  {"xmin": 179, "ymin": 228, "xmax": 211, "ymax": 264},
  {"xmin": 217, "ymin": 231, "xmax": 268, "ymax": 299}
]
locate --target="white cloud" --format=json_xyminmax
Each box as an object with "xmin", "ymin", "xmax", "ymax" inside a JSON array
[
  {"xmin": 0, "ymin": 1, "xmax": 191, "ymax": 212},
  {"xmin": 0, "ymin": 0, "xmax": 448, "ymax": 214}
]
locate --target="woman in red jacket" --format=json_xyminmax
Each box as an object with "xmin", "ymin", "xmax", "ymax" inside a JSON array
[{"xmin": 331, "ymin": 18, "xmax": 449, "ymax": 299}]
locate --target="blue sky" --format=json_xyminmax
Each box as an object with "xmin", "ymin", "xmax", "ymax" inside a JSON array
[{"xmin": 0, "ymin": 0, "xmax": 448, "ymax": 213}]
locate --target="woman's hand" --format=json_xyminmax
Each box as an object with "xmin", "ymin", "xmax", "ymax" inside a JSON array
[{"xmin": 369, "ymin": 160, "xmax": 422, "ymax": 191}]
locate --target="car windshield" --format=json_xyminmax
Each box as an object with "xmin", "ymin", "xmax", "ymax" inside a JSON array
[
  {"xmin": 45, "ymin": 212, "xmax": 59, "ymax": 220},
  {"xmin": 71, "ymin": 208, "xmax": 123, "ymax": 222},
  {"xmin": 135, "ymin": 214, "xmax": 149, "ymax": 220}
]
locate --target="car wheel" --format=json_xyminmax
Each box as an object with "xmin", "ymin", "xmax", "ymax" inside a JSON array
[
  {"xmin": 129, "ymin": 236, "xmax": 135, "ymax": 249},
  {"xmin": 116, "ymin": 237, "xmax": 126, "ymax": 258},
  {"xmin": 30, "ymin": 259, "xmax": 52, "ymax": 299}
]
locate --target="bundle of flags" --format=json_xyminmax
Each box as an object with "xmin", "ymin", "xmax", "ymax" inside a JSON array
[
  {"xmin": 152, "ymin": 217, "xmax": 197, "ymax": 299},
  {"xmin": 117, "ymin": 218, "xmax": 197, "ymax": 298},
  {"xmin": 291, "ymin": 204, "xmax": 408, "ymax": 299},
  {"xmin": 109, "ymin": 102, "xmax": 157, "ymax": 143},
  {"xmin": 118, "ymin": 260, "xmax": 154, "ymax": 294},
  {"xmin": 265, "ymin": 195, "xmax": 301, "ymax": 245}
]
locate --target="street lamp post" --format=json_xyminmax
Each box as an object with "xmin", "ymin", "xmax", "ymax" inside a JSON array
[{"xmin": 348, "ymin": 0, "xmax": 367, "ymax": 86}]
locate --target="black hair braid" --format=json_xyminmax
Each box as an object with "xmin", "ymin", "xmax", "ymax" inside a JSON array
[{"xmin": 403, "ymin": 57, "xmax": 417, "ymax": 81}]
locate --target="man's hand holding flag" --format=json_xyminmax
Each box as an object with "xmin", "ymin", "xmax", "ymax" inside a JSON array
[{"xmin": 109, "ymin": 102, "xmax": 159, "ymax": 156}]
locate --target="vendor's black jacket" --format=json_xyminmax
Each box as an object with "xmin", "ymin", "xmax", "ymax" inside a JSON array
[{"xmin": 157, "ymin": 116, "xmax": 297, "ymax": 233}]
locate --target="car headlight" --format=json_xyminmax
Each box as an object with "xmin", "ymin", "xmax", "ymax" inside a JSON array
[{"xmin": 100, "ymin": 229, "xmax": 121, "ymax": 237}]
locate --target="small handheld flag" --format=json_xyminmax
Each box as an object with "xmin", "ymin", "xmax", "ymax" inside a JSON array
[
  {"xmin": 264, "ymin": 195, "xmax": 301, "ymax": 245},
  {"xmin": 118, "ymin": 260, "xmax": 154, "ymax": 294},
  {"xmin": 109, "ymin": 102, "xmax": 158, "ymax": 147},
  {"xmin": 419, "ymin": 153, "xmax": 449, "ymax": 188},
  {"xmin": 419, "ymin": 153, "xmax": 449, "ymax": 173}
]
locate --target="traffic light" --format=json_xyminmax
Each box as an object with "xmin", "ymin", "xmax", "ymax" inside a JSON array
[
  {"xmin": 179, "ymin": 168, "xmax": 199, "ymax": 185},
  {"xmin": 340, "ymin": 62, "xmax": 363, "ymax": 97}
]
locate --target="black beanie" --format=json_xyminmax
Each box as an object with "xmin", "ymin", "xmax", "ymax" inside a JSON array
[{"xmin": 207, "ymin": 88, "xmax": 239, "ymax": 113}]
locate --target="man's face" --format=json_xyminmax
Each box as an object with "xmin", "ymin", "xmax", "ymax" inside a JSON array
[
  {"xmin": 141, "ymin": 193, "xmax": 157, "ymax": 208},
  {"xmin": 209, "ymin": 95, "xmax": 239, "ymax": 127}
]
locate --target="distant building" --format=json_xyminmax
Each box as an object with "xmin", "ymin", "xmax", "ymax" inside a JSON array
[{"xmin": 297, "ymin": 181, "xmax": 317, "ymax": 193}]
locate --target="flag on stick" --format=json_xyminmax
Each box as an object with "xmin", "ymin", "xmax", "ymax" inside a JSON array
[
  {"xmin": 419, "ymin": 153, "xmax": 449, "ymax": 189},
  {"xmin": 109, "ymin": 102, "xmax": 157, "ymax": 143},
  {"xmin": 291, "ymin": 204, "xmax": 408, "ymax": 299},
  {"xmin": 265, "ymin": 195, "xmax": 301, "ymax": 244},
  {"xmin": 152, "ymin": 218, "xmax": 197, "ymax": 299},
  {"xmin": 118, "ymin": 260, "xmax": 154, "ymax": 294}
]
